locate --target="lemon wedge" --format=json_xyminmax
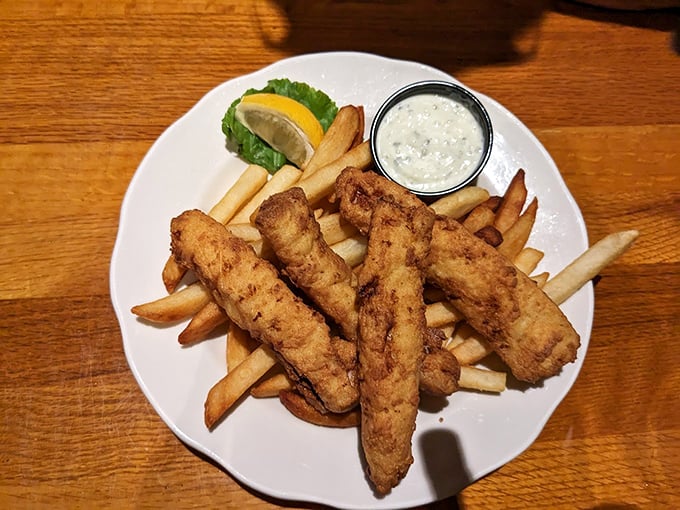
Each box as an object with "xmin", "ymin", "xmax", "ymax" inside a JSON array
[{"xmin": 235, "ymin": 93, "xmax": 324, "ymax": 167}]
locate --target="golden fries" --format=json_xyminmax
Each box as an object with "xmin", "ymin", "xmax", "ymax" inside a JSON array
[
  {"xmin": 224, "ymin": 223, "xmax": 263, "ymax": 243},
  {"xmin": 131, "ymin": 282, "xmax": 211, "ymax": 323},
  {"xmin": 232, "ymin": 164, "xmax": 302, "ymax": 224},
  {"xmin": 543, "ymin": 230, "xmax": 639, "ymax": 305},
  {"xmin": 208, "ymin": 164, "xmax": 269, "ymax": 224},
  {"xmin": 425, "ymin": 300, "xmax": 464, "ymax": 328},
  {"xmin": 494, "ymin": 169, "xmax": 527, "ymax": 233},
  {"xmin": 250, "ymin": 372, "xmax": 293, "ymax": 398},
  {"xmin": 330, "ymin": 235, "xmax": 368, "ymax": 267},
  {"xmin": 178, "ymin": 300, "xmax": 228, "ymax": 345},
  {"xmin": 449, "ymin": 333, "xmax": 494, "ymax": 366},
  {"xmin": 296, "ymin": 140, "xmax": 372, "ymax": 205},
  {"xmin": 226, "ymin": 323, "xmax": 259, "ymax": 371},
  {"xmin": 458, "ymin": 366, "xmax": 507, "ymax": 393},
  {"xmin": 531, "ymin": 271, "xmax": 550, "ymax": 288},
  {"xmin": 162, "ymin": 164, "xmax": 269, "ymax": 292},
  {"xmin": 303, "ymin": 105, "xmax": 364, "ymax": 176},
  {"xmin": 318, "ymin": 212, "xmax": 358, "ymax": 245},
  {"xmin": 462, "ymin": 204, "xmax": 495, "ymax": 233},
  {"xmin": 205, "ymin": 344, "xmax": 278, "ymax": 428},
  {"xmin": 430, "ymin": 186, "xmax": 490, "ymax": 218},
  {"xmin": 161, "ymin": 256, "xmax": 187, "ymax": 294},
  {"xmin": 497, "ymin": 197, "xmax": 538, "ymax": 259},
  {"xmin": 513, "ymin": 247, "xmax": 544, "ymax": 275}
]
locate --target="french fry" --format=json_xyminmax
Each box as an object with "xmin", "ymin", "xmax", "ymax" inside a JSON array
[
  {"xmin": 226, "ymin": 323, "xmax": 260, "ymax": 371},
  {"xmin": 444, "ymin": 335, "xmax": 465, "ymax": 350},
  {"xmin": 438, "ymin": 323, "xmax": 456, "ymax": 340},
  {"xmin": 208, "ymin": 164, "xmax": 269, "ymax": 224},
  {"xmin": 494, "ymin": 169, "xmax": 527, "ymax": 233},
  {"xmin": 331, "ymin": 235, "xmax": 368, "ymax": 267},
  {"xmin": 296, "ymin": 140, "xmax": 372, "ymax": 205},
  {"xmin": 205, "ymin": 344, "xmax": 278, "ymax": 428},
  {"xmin": 178, "ymin": 300, "xmax": 228, "ymax": 345},
  {"xmin": 425, "ymin": 300, "xmax": 464, "ymax": 328},
  {"xmin": 225, "ymin": 223, "xmax": 263, "ymax": 243},
  {"xmin": 131, "ymin": 282, "xmax": 211, "ymax": 323},
  {"xmin": 462, "ymin": 205, "xmax": 495, "ymax": 233},
  {"xmin": 279, "ymin": 389, "xmax": 361, "ymax": 428},
  {"xmin": 444, "ymin": 337, "xmax": 465, "ymax": 350},
  {"xmin": 513, "ymin": 247, "xmax": 545, "ymax": 276},
  {"xmin": 250, "ymin": 372, "xmax": 293, "ymax": 398},
  {"xmin": 303, "ymin": 105, "xmax": 363, "ymax": 177},
  {"xmin": 351, "ymin": 106, "xmax": 365, "ymax": 149},
  {"xmin": 229, "ymin": 164, "xmax": 302, "ymax": 225},
  {"xmin": 497, "ymin": 197, "xmax": 538, "ymax": 259},
  {"xmin": 249, "ymin": 239, "xmax": 272, "ymax": 259},
  {"xmin": 543, "ymin": 230, "xmax": 639, "ymax": 305},
  {"xmin": 430, "ymin": 186, "xmax": 490, "ymax": 218},
  {"xmin": 458, "ymin": 366, "xmax": 507, "ymax": 393},
  {"xmin": 531, "ymin": 271, "xmax": 550, "ymax": 288},
  {"xmin": 481, "ymin": 195, "xmax": 503, "ymax": 213},
  {"xmin": 449, "ymin": 332, "xmax": 493, "ymax": 365},
  {"xmin": 318, "ymin": 212, "xmax": 358, "ymax": 245},
  {"xmin": 161, "ymin": 256, "xmax": 188, "ymax": 294}
]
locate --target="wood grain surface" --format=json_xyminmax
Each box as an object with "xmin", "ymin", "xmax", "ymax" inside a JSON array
[{"xmin": 1, "ymin": 1, "xmax": 678, "ymax": 509}]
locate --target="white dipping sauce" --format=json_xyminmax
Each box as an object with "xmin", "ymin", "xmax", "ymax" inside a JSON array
[{"xmin": 375, "ymin": 93, "xmax": 485, "ymax": 193}]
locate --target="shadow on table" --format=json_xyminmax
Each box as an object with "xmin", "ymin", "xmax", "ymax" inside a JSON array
[
  {"xmin": 254, "ymin": 0, "xmax": 550, "ymax": 75},
  {"xmin": 556, "ymin": 1, "xmax": 680, "ymax": 54},
  {"xmin": 255, "ymin": 0, "xmax": 680, "ymax": 73}
]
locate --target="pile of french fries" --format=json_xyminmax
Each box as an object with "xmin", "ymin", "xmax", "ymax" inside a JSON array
[{"xmin": 131, "ymin": 103, "xmax": 638, "ymax": 429}]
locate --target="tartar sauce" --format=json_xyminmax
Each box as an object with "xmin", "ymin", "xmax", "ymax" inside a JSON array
[{"xmin": 375, "ymin": 93, "xmax": 485, "ymax": 193}]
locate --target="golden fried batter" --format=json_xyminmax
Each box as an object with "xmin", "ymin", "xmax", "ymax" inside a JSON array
[
  {"xmin": 170, "ymin": 209, "xmax": 358, "ymax": 414},
  {"xmin": 427, "ymin": 216, "xmax": 580, "ymax": 383},
  {"xmin": 255, "ymin": 186, "xmax": 459, "ymax": 397},
  {"xmin": 255, "ymin": 187, "xmax": 359, "ymax": 342},
  {"xmin": 357, "ymin": 198, "xmax": 435, "ymax": 494},
  {"xmin": 420, "ymin": 328, "xmax": 460, "ymax": 396},
  {"xmin": 335, "ymin": 167, "xmax": 580, "ymax": 383}
]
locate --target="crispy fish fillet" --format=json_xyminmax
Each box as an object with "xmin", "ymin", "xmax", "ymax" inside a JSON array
[
  {"xmin": 255, "ymin": 186, "xmax": 459, "ymax": 396},
  {"xmin": 335, "ymin": 167, "xmax": 580, "ymax": 383},
  {"xmin": 357, "ymin": 198, "xmax": 435, "ymax": 494},
  {"xmin": 336, "ymin": 168, "xmax": 424, "ymax": 235},
  {"xmin": 254, "ymin": 187, "xmax": 359, "ymax": 343},
  {"xmin": 170, "ymin": 209, "xmax": 358, "ymax": 414},
  {"xmin": 427, "ymin": 216, "xmax": 579, "ymax": 382}
]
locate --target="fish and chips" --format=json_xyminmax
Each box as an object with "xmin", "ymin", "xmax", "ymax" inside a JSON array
[{"xmin": 131, "ymin": 97, "xmax": 638, "ymax": 494}]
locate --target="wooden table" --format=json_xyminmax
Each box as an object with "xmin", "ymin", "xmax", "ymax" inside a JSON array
[{"xmin": 2, "ymin": 1, "xmax": 678, "ymax": 508}]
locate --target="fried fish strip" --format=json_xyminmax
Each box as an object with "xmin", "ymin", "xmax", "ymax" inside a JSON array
[
  {"xmin": 170, "ymin": 210, "xmax": 358, "ymax": 419},
  {"xmin": 256, "ymin": 187, "xmax": 459, "ymax": 395},
  {"xmin": 255, "ymin": 187, "xmax": 359, "ymax": 342},
  {"xmin": 427, "ymin": 215, "xmax": 579, "ymax": 383},
  {"xmin": 335, "ymin": 167, "xmax": 580, "ymax": 383},
  {"xmin": 357, "ymin": 198, "xmax": 435, "ymax": 494}
]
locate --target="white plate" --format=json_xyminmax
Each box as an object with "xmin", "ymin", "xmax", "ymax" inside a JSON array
[{"xmin": 110, "ymin": 52, "xmax": 592, "ymax": 509}]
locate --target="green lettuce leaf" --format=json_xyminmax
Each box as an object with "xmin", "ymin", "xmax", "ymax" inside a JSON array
[{"xmin": 222, "ymin": 78, "xmax": 338, "ymax": 174}]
